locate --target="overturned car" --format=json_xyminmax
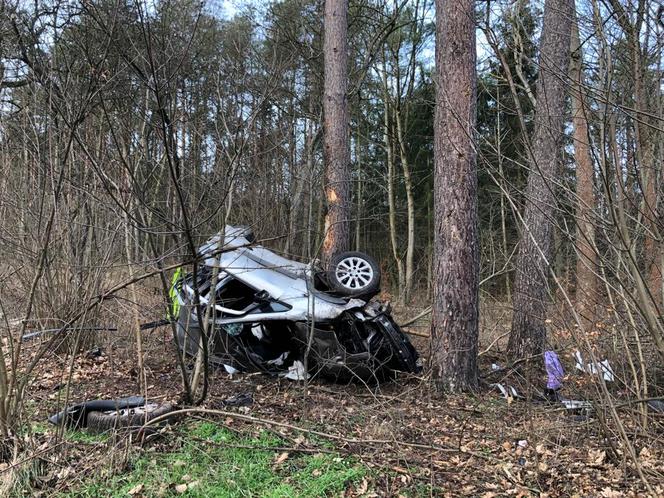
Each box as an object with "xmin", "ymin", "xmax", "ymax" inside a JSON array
[{"xmin": 171, "ymin": 226, "xmax": 421, "ymax": 382}]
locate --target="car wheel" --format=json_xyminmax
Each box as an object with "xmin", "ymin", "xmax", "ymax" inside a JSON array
[
  {"xmin": 86, "ymin": 403, "xmax": 174, "ymax": 434},
  {"xmin": 329, "ymin": 251, "xmax": 381, "ymax": 297},
  {"xmin": 231, "ymin": 225, "xmax": 255, "ymax": 243}
]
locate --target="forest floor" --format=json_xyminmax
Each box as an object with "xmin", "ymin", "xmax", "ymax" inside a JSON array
[{"xmin": 7, "ymin": 297, "xmax": 664, "ymax": 497}]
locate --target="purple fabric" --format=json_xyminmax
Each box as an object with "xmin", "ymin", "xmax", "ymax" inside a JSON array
[{"xmin": 544, "ymin": 351, "xmax": 564, "ymax": 390}]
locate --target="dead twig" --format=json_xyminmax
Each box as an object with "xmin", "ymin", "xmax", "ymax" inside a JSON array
[
  {"xmin": 400, "ymin": 307, "xmax": 432, "ymax": 328},
  {"xmin": 479, "ymin": 330, "xmax": 511, "ymax": 356},
  {"xmin": 402, "ymin": 327, "xmax": 429, "ymax": 338}
]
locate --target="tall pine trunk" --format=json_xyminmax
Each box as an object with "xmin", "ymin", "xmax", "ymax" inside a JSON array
[
  {"xmin": 508, "ymin": 0, "xmax": 573, "ymax": 358},
  {"xmin": 431, "ymin": 0, "xmax": 479, "ymax": 391},
  {"xmin": 570, "ymin": 16, "xmax": 597, "ymax": 328},
  {"xmin": 322, "ymin": 0, "xmax": 350, "ymax": 262}
]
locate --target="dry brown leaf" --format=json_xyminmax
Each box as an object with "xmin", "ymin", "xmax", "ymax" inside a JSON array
[
  {"xmin": 599, "ymin": 487, "xmax": 622, "ymax": 498},
  {"xmin": 274, "ymin": 452, "xmax": 289, "ymax": 465},
  {"xmin": 588, "ymin": 449, "xmax": 606, "ymax": 465},
  {"xmin": 356, "ymin": 478, "xmax": 368, "ymax": 495},
  {"xmin": 127, "ymin": 483, "xmax": 144, "ymax": 495}
]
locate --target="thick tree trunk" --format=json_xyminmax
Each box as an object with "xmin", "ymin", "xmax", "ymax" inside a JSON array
[
  {"xmin": 431, "ymin": 0, "xmax": 479, "ymax": 391},
  {"xmin": 322, "ymin": 0, "xmax": 350, "ymax": 262},
  {"xmin": 508, "ymin": 0, "xmax": 573, "ymax": 359},
  {"xmin": 570, "ymin": 18, "xmax": 597, "ymax": 328}
]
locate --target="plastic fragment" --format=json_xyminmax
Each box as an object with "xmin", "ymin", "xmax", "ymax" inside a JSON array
[
  {"xmin": 491, "ymin": 383, "xmax": 520, "ymax": 399},
  {"xmin": 251, "ymin": 324, "xmax": 264, "ymax": 340},
  {"xmin": 561, "ymin": 399, "xmax": 592, "ymax": 410},
  {"xmin": 544, "ymin": 350, "xmax": 565, "ymax": 390},
  {"xmin": 223, "ymin": 364, "xmax": 240, "ymax": 374},
  {"xmin": 283, "ymin": 360, "xmax": 308, "ymax": 381},
  {"xmin": 574, "ymin": 351, "xmax": 615, "ymax": 381},
  {"xmin": 266, "ymin": 352, "xmax": 289, "ymax": 366}
]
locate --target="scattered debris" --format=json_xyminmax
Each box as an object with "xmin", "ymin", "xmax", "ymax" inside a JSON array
[
  {"xmin": 561, "ymin": 399, "xmax": 593, "ymax": 411},
  {"xmin": 491, "ymin": 383, "xmax": 520, "ymax": 400},
  {"xmin": 48, "ymin": 396, "xmax": 147, "ymax": 428},
  {"xmin": 544, "ymin": 350, "xmax": 564, "ymax": 390},
  {"xmin": 28, "ymin": 332, "xmax": 660, "ymax": 496},
  {"xmin": 48, "ymin": 395, "xmax": 174, "ymax": 433},
  {"xmin": 21, "ymin": 320, "xmax": 171, "ymax": 342},
  {"xmin": 218, "ymin": 393, "xmax": 253, "ymax": 407},
  {"xmin": 86, "ymin": 402, "xmax": 174, "ymax": 434},
  {"xmin": 574, "ymin": 351, "xmax": 615, "ymax": 381},
  {"xmin": 86, "ymin": 346, "xmax": 104, "ymax": 359},
  {"xmin": 223, "ymin": 364, "xmax": 240, "ymax": 375},
  {"xmin": 282, "ymin": 360, "xmax": 308, "ymax": 381}
]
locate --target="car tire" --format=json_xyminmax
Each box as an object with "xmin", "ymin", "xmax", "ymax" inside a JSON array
[
  {"xmin": 232, "ymin": 225, "xmax": 255, "ymax": 243},
  {"xmin": 329, "ymin": 251, "xmax": 381, "ymax": 297},
  {"xmin": 86, "ymin": 403, "xmax": 174, "ymax": 434}
]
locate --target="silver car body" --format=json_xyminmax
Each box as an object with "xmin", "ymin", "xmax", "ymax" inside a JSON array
[
  {"xmin": 173, "ymin": 226, "xmax": 421, "ymax": 380},
  {"xmin": 179, "ymin": 226, "xmax": 366, "ymax": 324}
]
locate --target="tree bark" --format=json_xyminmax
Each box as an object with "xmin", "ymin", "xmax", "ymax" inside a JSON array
[
  {"xmin": 508, "ymin": 0, "xmax": 573, "ymax": 359},
  {"xmin": 395, "ymin": 105, "xmax": 416, "ymax": 302},
  {"xmin": 570, "ymin": 17, "xmax": 597, "ymax": 328},
  {"xmin": 322, "ymin": 0, "xmax": 350, "ymax": 262},
  {"xmin": 431, "ymin": 0, "xmax": 479, "ymax": 391},
  {"xmin": 381, "ymin": 59, "xmax": 405, "ymax": 295}
]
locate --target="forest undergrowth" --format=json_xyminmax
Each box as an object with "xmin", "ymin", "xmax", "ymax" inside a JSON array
[{"xmin": 4, "ymin": 289, "xmax": 661, "ymax": 497}]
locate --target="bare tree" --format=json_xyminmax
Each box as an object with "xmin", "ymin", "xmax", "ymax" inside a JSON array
[
  {"xmin": 322, "ymin": 0, "xmax": 351, "ymax": 261},
  {"xmin": 605, "ymin": 0, "xmax": 662, "ymax": 309},
  {"xmin": 508, "ymin": 0, "xmax": 574, "ymax": 359},
  {"xmin": 430, "ymin": 0, "xmax": 479, "ymax": 391}
]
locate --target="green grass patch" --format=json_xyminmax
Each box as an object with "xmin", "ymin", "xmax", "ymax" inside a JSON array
[
  {"xmin": 65, "ymin": 429, "xmax": 109, "ymax": 444},
  {"xmin": 28, "ymin": 421, "xmax": 50, "ymax": 435},
  {"xmin": 62, "ymin": 420, "xmax": 369, "ymax": 497}
]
